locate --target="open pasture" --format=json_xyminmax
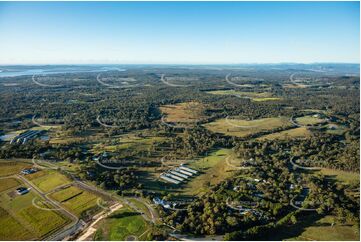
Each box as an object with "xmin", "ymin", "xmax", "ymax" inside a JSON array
[
  {"xmin": 160, "ymin": 101, "xmax": 206, "ymax": 123},
  {"xmin": 204, "ymin": 117, "xmax": 291, "ymax": 138},
  {"xmin": 0, "ymin": 159, "xmax": 33, "ymax": 177},
  {"xmin": 257, "ymin": 127, "xmax": 312, "ymax": 140},
  {"xmin": 27, "ymin": 169, "xmax": 72, "ymax": 193}
]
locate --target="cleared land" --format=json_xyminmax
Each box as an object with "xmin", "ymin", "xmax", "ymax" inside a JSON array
[
  {"xmin": 92, "ymin": 132, "xmax": 165, "ymax": 154},
  {"xmin": 49, "ymin": 185, "xmax": 101, "ymax": 217},
  {"xmin": 204, "ymin": 117, "xmax": 291, "ymax": 138},
  {"xmin": 295, "ymin": 115, "xmax": 325, "ymax": 126},
  {"xmin": 320, "ymin": 168, "xmax": 360, "ymax": 186},
  {"xmin": 27, "ymin": 170, "xmax": 72, "ymax": 193},
  {"xmin": 183, "ymin": 149, "xmax": 233, "ymax": 196},
  {"xmin": 257, "ymin": 127, "xmax": 312, "ymax": 141},
  {"xmin": 285, "ymin": 215, "xmax": 359, "ymax": 241},
  {"xmin": 207, "ymin": 90, "xmax": 281, "ymax": 102},
  {"xmin": 93, "ymin": 207, "xmax": 152, "ymax": 241},
  {"xmin": 0, "ymin": 183, "xmax": 70, "ymax": 240},
  {"xmin": 160, "ymin": 101, "xmax": 206, "ymax": 123},
  {"xmin": 0, "ymin": 159, "xmax": 32, "ymax": 176}
]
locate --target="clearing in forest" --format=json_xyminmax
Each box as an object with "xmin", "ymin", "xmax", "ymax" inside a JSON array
[
  {"xmin": 204, "ymin": 117, "xmax": 291, "ymax": 138},
  {"xmin": 257, "ymin": 127, "xmax": 312, "ymax": 140},
  {"xmin": 160, "ymin": 101, "xmax": 206, "ymax": 123}
]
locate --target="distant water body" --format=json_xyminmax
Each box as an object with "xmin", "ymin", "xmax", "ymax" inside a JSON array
[{"xmin": 0, "ymin": 66, "xmax": 126, "ymax": 78}]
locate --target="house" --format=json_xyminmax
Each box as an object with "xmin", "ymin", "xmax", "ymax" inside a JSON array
[
  {"xmin": 21, "ymin": 168, "xmax": 37, "ymax": 175},
  {"xmin": 16, "ymin": 187, "xmax": 29, "ymax": 195}
]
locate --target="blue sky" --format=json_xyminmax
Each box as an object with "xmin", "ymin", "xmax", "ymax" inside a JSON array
[{"xmin": 0, "ymin": 1, "xmax": 359, "ymax": 64}]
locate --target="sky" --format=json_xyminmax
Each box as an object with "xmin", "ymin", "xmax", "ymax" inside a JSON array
[{"xmin": 0, "ymin": 1, "xmax": 359, "ymax": 64}]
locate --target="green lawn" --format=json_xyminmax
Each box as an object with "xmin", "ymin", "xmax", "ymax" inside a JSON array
[
  {"xmin": 204, "ymin": 117, "xmax": 291, "ymax": 138},
  {"xmin": 94, "ymin": 207, "xmax": 151, "ymax": 241}
]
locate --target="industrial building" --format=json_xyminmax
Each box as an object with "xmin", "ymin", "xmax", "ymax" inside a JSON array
[
  {"xmin": 10, "ymin": 130, "xmax": 45, "ymax": 144},
  {"xmin": 159, "ymin": 165, "xmax": 198, "ymax": 185}
]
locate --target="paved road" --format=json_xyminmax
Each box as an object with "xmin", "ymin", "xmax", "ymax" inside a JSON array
[{"xmin": 290, "ymin": 157, "xmax": 320, "ymax": 171}]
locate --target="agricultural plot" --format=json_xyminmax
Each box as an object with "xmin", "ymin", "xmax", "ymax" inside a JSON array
[
  {"xmin": 49, "ymin": 185, "xmax": 101, "ymax": 217},
  {"xmin": 0, "ymin": 159, "xmax": 32, "ymax": 176},
  {"xmin": 160, "ymin": 101, "xmax": 206, "ymax": 123},
  {"xmin": 27, "ymin": 170, "xmax": 72, "ymax": 193},
  {"xmin": 94, "ymin": 207, "xmax": 152, "ymax": 241},
  {"xmin": 257, "ymin": 127, "xmax": 312, "ymax": 141},
  {"xmin": 204, "ymin": 117, "xmax": 292, "ymax": 138},
  {"xmin": 0, "ymin": 182, "xmax": 70, "ymax": 240}
]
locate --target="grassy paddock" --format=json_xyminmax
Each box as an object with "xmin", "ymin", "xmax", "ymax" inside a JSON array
[
  {"xmin": 160, "ymin": 101, "xmax": 206, "ymax": 123},
  {"xmin": 50, "ymin": 185, "xmax": 100, "ymax": 217},
  {"xmin": 320, "ymin": 168, "xmax": 360, "ymax": 186},
  {"xmin": 183, "ymin": 149, "xmax": 233, "ymax": 196},
  {"xmin": 257, "ymin": 127, "xmax": 312, "ymax": 141},
  {"xmin": 204, "ymin": 117, "xmax": 291, "ymax": 138},
  {"xmin": 0, "ymin": 159, "xmax": 32, "ymax": 177},
  {"xmin": 27, "ymin": 170, "xmax": 72, "ymax": 193}
]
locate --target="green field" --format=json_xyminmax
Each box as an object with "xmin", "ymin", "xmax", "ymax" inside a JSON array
[
  {"xmin": 49, "ymin": 185, "xmax": 101, "ymax": 217},
  {"xmin": 183, "ymin": 149, "xmax": 233, "ymax": 196},
  {"xmin": 27, "ymin": 170, "xmax": 72, "ymax": 193},
  {"xmin": 320, "ymin": 168, "xmax": 360, "ymax": 186},
  {"xmin": 295, "ymin": 115, "xmax": 326, "ymax": 126},
  {"xmin": 204, "ymin": 117, "xmax": 291, "ymax": 138},
  {"xmin": 94, "ymin": 207, "xmax": 152, "ymax": 241},
  {"xmin": 0, "ymin": 182, "xmax": 70, "ymax": 240},
  {"xmin": 286, "ymin": 215, "xmax": 359, "ymax": 241},
  {"xmin": 92, "ymin": 132, "xmax": 166, "ymax": 154},
  {"xmin": 257, "ymin": 127, "xmax": 312, "ymax": 140}
]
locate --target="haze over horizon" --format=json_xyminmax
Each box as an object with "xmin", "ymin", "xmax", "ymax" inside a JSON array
[{"xmin": 0, "ymin": 1, "xmax": 359, "ymax": 65}]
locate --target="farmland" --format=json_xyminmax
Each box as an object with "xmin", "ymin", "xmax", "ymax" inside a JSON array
[
  {"xmin": 49, "ymin": 185, "xmax": 101, "ymax": 217},
  {"xmin": 0, "ymin": 178, "xmax": 70, "ymax": 240},
  {"xmin": 27, "ymin": 170, "xmax": 72, "ymax": 193}
]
